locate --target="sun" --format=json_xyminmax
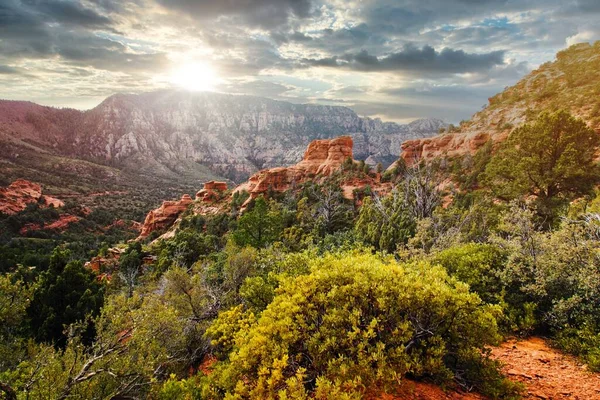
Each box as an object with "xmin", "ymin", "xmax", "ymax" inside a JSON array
[{"xmin": 169, "ymin": 62, "xmax": 219, "ymax": 92}]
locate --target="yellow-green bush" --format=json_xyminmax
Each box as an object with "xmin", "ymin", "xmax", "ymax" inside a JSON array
[{"xmin": 204, "ymin": 252, "xmax": 517, "ymax": 399}]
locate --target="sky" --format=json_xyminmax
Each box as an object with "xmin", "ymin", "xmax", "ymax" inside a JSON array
[{"xmin": 1, "ymin": 0, "xmax": 599, "ymax": 123}]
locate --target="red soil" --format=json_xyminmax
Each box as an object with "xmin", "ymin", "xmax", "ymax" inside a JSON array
[
  {"xmin": 491, "ymin": 337, "xmax": 600, "ymax": 399},
  {"xmin": 373, "ymin": 337, "xmax": 600, "ymax": 400}
]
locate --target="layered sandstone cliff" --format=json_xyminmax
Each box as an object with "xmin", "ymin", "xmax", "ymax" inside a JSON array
[
  {"xmin": 0, "ymin": 91, "xmax": 445, "ymax": 185},
  {"xmin": 139, "ymin": 136, "xmax": 391, "ymax": 239},
  {"xmin": 401, "ymin": 132, "xmax": 494, "ymax": 165},
  {"xmin": 139, "ymin": 181, "xmax": 232, "ymax": 238},
  {"xmin": 196, "ymin": 181, "xmax": 228, "ymax": 202},
  {"xmin": 235, "ymin": 136, "xmax": 391, "ymax": 205}
]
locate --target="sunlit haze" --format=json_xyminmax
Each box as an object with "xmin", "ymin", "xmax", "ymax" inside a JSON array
[{"xmin": 169, "ymin": 62, "xmax": 220, "ymax": 92}]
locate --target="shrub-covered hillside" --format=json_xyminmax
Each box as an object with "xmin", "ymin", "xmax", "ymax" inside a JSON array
[
  {"xmin": 470, "ymin": 41, "xmax": 600, "ymax": 131},
  {"xmin": 2, "ymin": 107, "xmax": 600, "ymax": 399}
]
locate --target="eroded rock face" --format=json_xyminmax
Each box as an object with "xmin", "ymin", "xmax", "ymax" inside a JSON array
[
  {"xmin": 140, "ymin": 136, "xmax": 393, "ymax": 239},
  {"xmin": 296, "ymin": 136, "xmax": 353, "ymax": 175},
  {"xmin": 196, "ymin": 181, "xmax": 228, "ymax": 202},
  {"xmin": 235, "ymin": 136, "xmax": 353, "ymax": 200},
  {"xmin": 235, "ymin": 136, "xmax": 393, "ymax": 206},
  {"xmin": 139, "ymin": 194, "xmax": 193, "ymax": 237},
  {"xmin": 401, "ymin": 132, "xmax": 494, "ymax": 165},
  {"xmin": 0, "ymin": 179, "xmax": 64, "ymax": 215}
]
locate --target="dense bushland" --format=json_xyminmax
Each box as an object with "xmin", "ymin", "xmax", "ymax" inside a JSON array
[{"xmin": 1, "ymin": 110, "xmax": 599, "ymax": 399}]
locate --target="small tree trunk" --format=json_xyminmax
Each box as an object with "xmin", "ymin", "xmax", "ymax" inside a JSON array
[{"xmin": 0, "ymin": 382, "xmax": 17, "ymax": 400}]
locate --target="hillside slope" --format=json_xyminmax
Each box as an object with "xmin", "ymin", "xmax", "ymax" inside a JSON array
[{"xmin": 401, "ymin": 41, "xmax": 600, "ymax": 164}]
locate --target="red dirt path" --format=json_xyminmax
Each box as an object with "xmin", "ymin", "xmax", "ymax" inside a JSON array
[
  {"xmin": 491, "ymin": 337, "xmax": 600, "ymax": 400},
  {"xmin": 373, "ymin": 337, "xmax": 600, "ymax": 399}
]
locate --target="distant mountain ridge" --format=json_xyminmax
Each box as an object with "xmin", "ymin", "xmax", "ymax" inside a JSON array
[{"xmin": 0, "ymin": 90, "xmax": 447, "ymax": 183}]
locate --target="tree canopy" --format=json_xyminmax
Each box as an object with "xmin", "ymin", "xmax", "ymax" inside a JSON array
[{"xmin": 483, "ymin": 110, "xmax": 600, "ymax": 223}]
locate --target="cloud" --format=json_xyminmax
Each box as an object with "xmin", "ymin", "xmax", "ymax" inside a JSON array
[
  {"xmin": 301, "ymin": 45, "xmax": 506, "ymax": 75},
  {"xmin": 23, "ymin": 0, "xmax": 114, "ymax": 28},
  {"xmin": 155, "ymin": 0, "xmax": 315, "ymax": 28},
  {"xmin": 217, "ymin": 80, "xmax": 294, "ymax": 98},
  {"xmin": 0, "ymin": 65, "xmax": 21, "ymax": 74},
  {"xmin": 0, "ymin": 0, "xmax": 164, "ymax": 74},
  {"xmin": 55, "ymin": 32, "xmax": 169, "ymax": 72},
  {"xmin": 574, "ymin": 0, "xmax": 600, "ymax": 13},
  {"xmin": 1, "ymin": 0, "xmax": 599, "ymax": 123},
  {"xmin": 566, "ymin": 30, "xmax": 599, "ymax": 46}
]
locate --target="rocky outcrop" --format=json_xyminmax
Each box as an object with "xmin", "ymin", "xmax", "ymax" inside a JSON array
[
  {"xmin": 139, "ymin": 136, "xmax": 392, "ymax": 240},
  {"xmin": 19, "ymin": 214, "xmax": 80, "ymax": 235},
  {"xmin": 196, "ymin": 181, "xmax": 228, "ymax": 202},
  {"xmin": 296, "ymin": 136, "xmax": 353, "ymax": 175},
  {"xmin": 235, "ymin": 136, "xmax": 391, "ymax": 204},
  {"xmin": 235, "ymin": 136, "xmax": 352, "ymax": 200},
  {"xmin": 139, "ymin": 194, "xmax": 193, "ymax": 237},
  {"xmin": 401, "ymin": 132, "xmax": 496, "ymax": 165},
  {"xmin": 0, "ymin": 179, "xmax": 64, "ymax": 215}
]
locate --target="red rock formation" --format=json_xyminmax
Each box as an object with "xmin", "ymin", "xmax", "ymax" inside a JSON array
[
  {"xmin": 139, "ymin": 194, "xmax": 193, "ymax": 237},
  {"xmin": 139, "ymin": 136, "xmax": 389, "ymax": 239},
  {"xmin": 18, "ymin": 214, "xmax": 81, "ymax": 235},
  {"xmin": 235, "ymin": 136, "xmax": 354, "ymax": 201},
  {"xmin": 296, "ymin": 136, "xmax": 353, "ymax": 175},
  {"xmin": 401, "ymin": 131, "xmax": 497, "ymax": 166},
  {"xmin": 196, "ymin": 181, "xmax": 228, "ymax": 202},
  {"xmin": 0, "ymin": 179, "xmax": 64, "ymax": 215}
]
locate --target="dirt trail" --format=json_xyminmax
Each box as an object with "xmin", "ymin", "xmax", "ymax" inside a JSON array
[
  {"xmin": 491, "ymin": 337, "xmax": 600, "ymax": 400},
  {"xmin": 373, "ymin": 337, "xmax": 600, "ymax": 399},
  {"xmin": 372, "ymin": 381, "xmax": 484, "ymax": 399}
]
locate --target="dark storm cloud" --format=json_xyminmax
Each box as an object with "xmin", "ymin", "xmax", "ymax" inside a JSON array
[
  {"xmin": 0, "ymin": 65, "xmax": 21, "ymax": 74},
  {"xmin": 0, "ymin": 0, "xmax": 54, "ymax": 55},
  {"xmin": 574, "ymin": 0, "xmax": 600, "ymax": 12},
  {"xmin": 0, "ymin": 0, "xmax": 164, "ymax": 73},
  {"xmin": 156, "ymin": 0, "xmax": 315, "ymax": 28},
  {"xmin": 22, "ymin": 0, "xmax": 113, "ymax": 28},
  {"xmin": 302, "ymin": 45, "xmax": 505, "ymax": 74}
]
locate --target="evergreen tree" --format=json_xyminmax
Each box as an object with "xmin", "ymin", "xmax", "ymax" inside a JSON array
[
  {"xmin": 27, "ymin": 248, "xmax": 104, "ymax": 346},
  {"xmin": 232, "ymin": 196, "xmax": 283, "ymax": 248},
  {"xmin": 484, "ymin": 110, "xmax": 600, "ymax": 225},
  {"xmin": 355, "ymin": 193, "xmax": 415, "ymax": 253}
]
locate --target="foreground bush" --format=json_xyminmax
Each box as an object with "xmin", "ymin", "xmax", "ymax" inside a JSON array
[{"xmin": 204, "ymin": 253, "xmax": 519, "ymax": 399}]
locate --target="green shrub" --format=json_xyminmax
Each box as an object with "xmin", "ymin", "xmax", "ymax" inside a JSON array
[
  {"xmin": 433, "ymin": 243, "xmax": 506, "ymax": 305},
  {"xmin": 205, "ymin": 253, "xmax": 516, "ymax": 399}
]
